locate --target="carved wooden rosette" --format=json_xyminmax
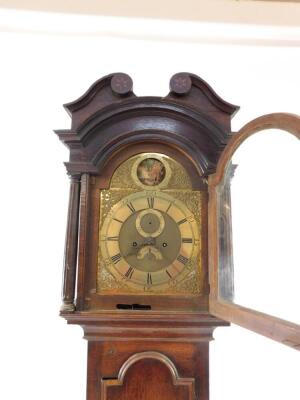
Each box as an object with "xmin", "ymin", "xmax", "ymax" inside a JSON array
[{"xmin": 56, "ymin": 72, "xmax": 238, "ymax": 400}]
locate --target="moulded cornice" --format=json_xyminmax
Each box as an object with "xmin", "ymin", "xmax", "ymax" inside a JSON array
[
  {"xmin": 63, "ymin": 73, "xmax": 136, "ymax": 116},
  {"xmin": 62, "ymin": 310, "xmax": 229, "ymax": 341},
  {"xmin": 167, "ymin": 72, "xmax": 239, "ymax": 117},
  {"xmin": 56, "ymin": 98, "xmax": 230, "ymax": 146},
  {"xmin": 55, "ymin": 72, "xmax": 239, "ymax": 176}
]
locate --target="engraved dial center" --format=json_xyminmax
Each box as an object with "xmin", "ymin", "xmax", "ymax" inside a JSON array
[{"xmin": 119, "ymin": 209, "xmax": 181, "ymax": 273}]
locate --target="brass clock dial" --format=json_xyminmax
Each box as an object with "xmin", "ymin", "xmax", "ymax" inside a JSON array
[{"xmin": 100, "ymin": 191, "xmax": 200, "ymax": 292}]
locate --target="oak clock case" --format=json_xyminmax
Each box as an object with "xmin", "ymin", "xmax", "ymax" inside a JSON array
[
  {"xmin": 56, "ymin": 72, "xmax": 235, "ymax": 400},
  {"xmin": 55, "ymin": 72, "xmax": 300, "ymax": 400}
]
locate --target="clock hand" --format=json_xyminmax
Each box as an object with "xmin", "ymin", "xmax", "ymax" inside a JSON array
[{"xmin": 124, "ymin": 238, "xmax": 156, "ymax": 257}]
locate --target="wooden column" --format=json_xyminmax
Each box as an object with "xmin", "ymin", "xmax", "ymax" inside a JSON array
[{"xmin": 61, "ymin": 174, "xmax": 81, "ymax": 312}]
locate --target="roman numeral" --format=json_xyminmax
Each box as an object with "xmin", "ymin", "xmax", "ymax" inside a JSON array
[
  {"xmin": 107, "ymin": 236, "xmax": 119, "ymax": 241},
  {"xmin": 182, "ymin": 238, "xmax": 193, "ymax": 243},
  {"xmin": 165, "ymin": 202, "xmax": 172, "ymax": 213},
  {"xmin": 111, "ymin": 253, "xmax": 122, "ymax": 264},
  {"xmin": 177, "ymin": 254, "xmax": 189, "ymax": 265},
  {"xmin": 125, "ymin": 267, "xmax": 134, "ymax": 279},
  {"xmin": 127, "ymin": 202, "xmax": 136, "ymax": 213},
  {"xmin": 177, "ymin": 218, "xmax": 187, "ymax": 225},
  {"xmin": 113, "ymin": 218, "xmax": 123, "ymax": 224},
  {"xmin": 147, "ymin": 273, "xmax": 152, "ymax": 285},
  {"xmin": 147, "ymin": 197, "xmax": 155, "ymax": 208},
  {"xmin": 165, "ymin": 269, "xmax": 172, "ymax": 279}
]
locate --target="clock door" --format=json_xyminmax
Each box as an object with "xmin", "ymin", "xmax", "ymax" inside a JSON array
[{"xmin": 208, "ymin": 113, "xmax": 300, "ymax": 350}]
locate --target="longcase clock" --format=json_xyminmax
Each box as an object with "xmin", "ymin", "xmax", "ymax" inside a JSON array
[{"xmin": 55, "ymin": 72, "xmax": 300, "ymax": 400}]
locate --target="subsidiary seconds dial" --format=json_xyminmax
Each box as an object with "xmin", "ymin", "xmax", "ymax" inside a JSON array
[{"xmin": 100, "ymin": 191, "xmax": 200, "ymax": 291}]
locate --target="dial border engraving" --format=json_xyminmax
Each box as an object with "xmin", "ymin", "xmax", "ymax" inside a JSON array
[
  {"xmin": 98, "ymin": 190, "xmax": 202, "ymax": 294},
  {"xmin": 97, "ymin": 152, "xmax": 203, "ymax": 295}
]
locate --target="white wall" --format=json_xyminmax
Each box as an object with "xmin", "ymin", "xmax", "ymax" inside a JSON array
[
  {"xmin": 0, "ymin": 9, "xmax": 299, "ymax": 400},
  {"xmin": 1, "ymin": 0, "xmax": 300, "ymax": 26}
]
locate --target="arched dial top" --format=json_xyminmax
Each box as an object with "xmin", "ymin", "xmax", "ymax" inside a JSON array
[{"xmin": 100, "ymin": 191, "xmax": 200, "ymax": 292}]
